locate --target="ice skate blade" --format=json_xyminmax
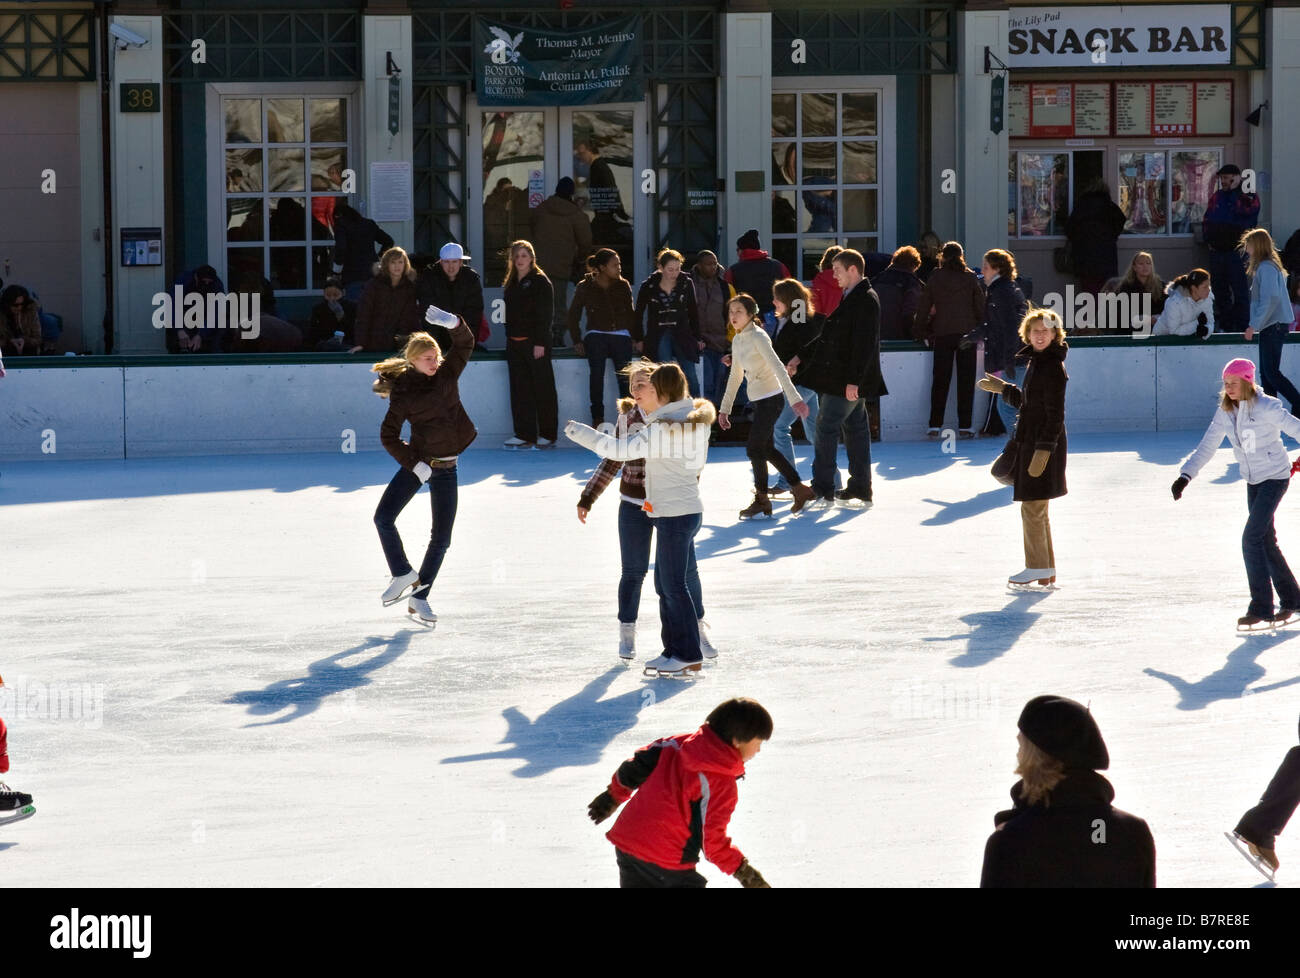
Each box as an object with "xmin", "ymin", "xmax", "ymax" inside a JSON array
[
  {"xmin": 406, "ymin": 611, "xmax": 437, "ymax": 628},
  {"xmin": 1007, "ymin": 582, "xmax": 1059, "ymax": 592},
  {"xmin": 381, "ymin": 583, "xmax": 418, "ymax": 607},
  {"xmin": 0, "ymin": 805, "xmax": 36, "ymax": 826},
  {"xmin": 642, "ymin": 665, "xmax": 703, "ymax": 680},
  {"xmin": 1237, "ymin": 623, "xmax": 1275, "ymax": 634},
  {"xmin": 737, "ymin": 513, "xmax": 773, "ymax": 521},
  {"xmin": 1224, "ymin": 831, "xmax": 1277, "ymax": 882}
]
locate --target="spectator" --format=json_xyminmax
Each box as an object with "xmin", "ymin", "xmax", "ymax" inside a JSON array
[
  {"xmin": 980, "ymin": 695, "xmax": 1156, "ymax": 887},
  {"xmin": 0, "ymin": 286, "xmax": 43, "ymax": 357},
  {"xmin": 636, "ymin": 249, "xmax": 702, "ymax": 398},
  {"xmin": 915, "ymin": 241, "xmax": 986, "ymax": 439},
  {"xmin": 568, "ymin": 248, "xmax": 638, "ymax": 426},
  {"xmin": 809, "ymin": 245, "xmax": 845, "ymax": 319},
  {"xmin": 972, "ymin": 248, "xmax": 1028, "ymax": 438},
  {"xmin": 872, "ymin": 245, "xmax": 924, "ymax": 342},
  {"xmin": 332, "ymin": 203, "xmax": 395, "ymax": 303},
  {"xmin": 1242, "ymin": 228, "xmax": 1300, "ymax": 413},
  {"xmin": 1065, "ymin": 180, "xmax": 1127, "ymax": 295},
  {"xmin": 502, "ymin": 240, "xmax": 557, "ymax": 450},
  {"xmin": 725, "ymin": 229, "xmax": 789, "ymax": 317},
  {"xmin": 166, "ymin": 265, "xmax": 226, "ymax": 354},
  {"xmin": 1203, "ymin": 164, "xmax": 1261, "ymax": 333},
  {"xmin": 689, "ymin": 250, "xmax": 735, "ymax": 410},
  {"xmin": 1151, "ymin": 269, "xmax": 1214, "ymax": 338},
  {"xmin": 768, "ymin": 278, "xmax": 838, "ymax": 497},
  {"xmin": 916, "ymin": 231, "xmax": 942, "ymax": 283},
  {"xmin": 354, "ymin": 246, "xmax": 422, "ymax": 354},
  {"xmin": 531, "ymin": 178, "xmax": 593, "ymax": 348},
  {"xmin": 416, "ymin": 243, "xmax": 486, "ymax": 352},
  {"xmin": 1291, "ymin": 275, "xmax": 1300, "ymax": 331},
  {"xmin": 1111, "ymin": 251, "xmax": 1166, "ymax": 332},
  {"xmin": 575, "ymin": 138, "xmax": 632, "ymax": 265},
  {"xmin": 308, "ymin": 276, "xmax": 357, "ymax": 350}
]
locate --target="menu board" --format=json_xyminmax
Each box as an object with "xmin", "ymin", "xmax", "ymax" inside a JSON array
[
  {"xmin": 1029, "ymin": 83, "xmax": 1073, "ymax": 137},
  {"xmin": 1073, "ymin": 84, "xmax": 1111, "ymax": 136},
  {"xmin": 1116, "ymin": 82, "xmax": 1153, "ymax": 137},
  {"xmin": 1008, "ymin": 82, "xmax": 1030, "ymax": 137},
  {"xmin": 1153, "ymin": 81, "xmax": 1195, "ymax": 135},
  {"xmin": 1195, "ymin": 81, "xmax": 1233, "ymax": 135}
]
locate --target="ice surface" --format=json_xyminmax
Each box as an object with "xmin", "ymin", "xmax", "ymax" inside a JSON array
[{"xmin": 1, "ymin": 432, "xmax": 1296, "ymax": 887}]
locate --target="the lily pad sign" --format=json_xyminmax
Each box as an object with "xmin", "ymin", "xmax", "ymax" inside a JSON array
[{"xmin": 476, "ymin": 16, "xmax": 645, "ymax": 106}]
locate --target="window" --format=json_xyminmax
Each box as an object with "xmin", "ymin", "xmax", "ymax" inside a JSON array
[
  {"xmin": 1008, "ymin": 149, "xmax": 1103, "ymax": 238},
  {"xmin": 771, "ymin": 90, "xmax": 880, "ymax": 278},
  {"xmin": 1118, "ymin": 148, "xmax": 1221, "ymax": 236},
  {"xmin": 222, "ymin": 95, "xmax": 351, "ymax": 295}
]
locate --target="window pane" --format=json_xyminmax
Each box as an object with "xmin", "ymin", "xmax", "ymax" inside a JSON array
[
  {"xmin": 312, "ymin": 148, "xmax": 347, "ymax": 192},
  {"xmin": 799, "ymin": 188, "xmax": 836, "ymax": 233},
  {"xmin": 1171, "ymin": 150, "xmax": 1221, "ymax": 233},
  {"xmin": 802, "ymin": 239, "xmax": 835, "ymax": 281},
  {"xmin": 800, "ymin": 93, "xmax": 836, "ymax": 136},
  {"xmin": 270, "ymin": 247, "xmax": 307, "ymax": 291},
  {"xmin": 310, "ymin": 98, "xmax": 347, "ymax": 142},
  {"xmin": 312, "ymin": 246, "xmax": 335, "ymax": 290},
  {"xmin": 771, "ymin": 94, "xmax": 796, "ymax": 138},
  {"xmin": 842, "ymin": 92, "xmax": 877, "ymax": 137},
  {"xmin": 571, "ymin": 109, "xmax": 635, "ymax": 273},
  {"xmin": 268, "ymin": 149, "xmax": 306, "ymax": 192},
  {"xmin": 267, "ymin": 98, "xmax": 304, "ymax": 142},
  {"xmin": 311, "ymin": 196, "xmax": 338, "ymax": 240},
  {"xmin": 772, "ymin": 190, "xmax": 798, "ymax": 234},
  {"xmin": 1018, "ymin": 152, "xmax": 1068, "ymax": 236},
  {"xmin": 772, "ymin": 238, "xmax": 797, "ymax": 278},
  {"xmin": 227, "ymin": 198, "xmax": 262, "ymax": 241},
  {"xmin": 1118, "ymin": 151, "xmax": 1167, "ymax": 234},
  {"xmin": 226, "ymin": 148, "xmax": 262, "ymax": 193},
  {"xmin": 843, "ymin": 142, "xmax": 876, "ymax": 184},
  {"xmin": 482, "ymin": 111, "xmax": 544, "ymax": 285},
  {"xmin": 801, "ymin": 141, "xmax": 836, "ymax": 184},
  {"xmin": 772, "ymin": 141, "xmax": 797, "ymax": 186},
  {"xmin": 225, "ymin": 99, "xmax": 261, "ymax": 143},
  {"xmin": 269, "ymin": 197, "xmax": 306, "ymax": 242},
  {"xmin": 846, "ymin": 236, "xmax": 876, "ymax": 258},
  {"xmin": 842, "ymin": 189, "xmax": 877, "ymax": 232},
  {"xmin": 227, "ymin": 247, "xmax": 263, "ymax": 288}
]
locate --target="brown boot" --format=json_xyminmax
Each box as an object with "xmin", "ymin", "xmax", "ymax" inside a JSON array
[
  {"xmin": 738, "ymin": 492, "xmax": 773, "ymax": 520},
  {"xmin": 789, "ymin": 482, "xmax": 815, "ymax": 514}
]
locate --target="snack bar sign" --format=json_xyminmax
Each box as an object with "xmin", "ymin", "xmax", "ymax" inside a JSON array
[
  {"xmin": 1006, "ymin": 5, "xmax": 1233, "ymax": 68},
  {"xmin": 476, "ymin": 16, "xmax": 645, "ymax": 107}
]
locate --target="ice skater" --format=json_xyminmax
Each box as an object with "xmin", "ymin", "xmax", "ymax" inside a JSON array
[
  {"xmin": 575, "ymin": 360, "xmax": 716, "ymax": 663},
  {"xmin": 1171, "ymin": 357, "xmax": 1300, "ymax": 631},
  {"xmin": 371, "ymin": 308, "xmax": 477, "ymax": 626},
  {"xmin": 978, "ymin": 308, "xmax": 1069, "ymax": 587},
  {"xmin": 1228, "ymin": 714, "xmax": 1300, "ymax": 880},
  {"xmin": 0, "ymin": 677, "xmax": 35, "ymax": 825},
  {"xmin": 1240, "ymin": 228, "xmax": 1300, "ymax": 414},
  {"xmin": 566, "ymin": 362, "xmax": 716, "ymax": 678},
  {"xmin": 587, "ymin": 697, "xmax": 772, "ymax": 888},
  {"xmin": 717, "ymin": 293, "xmax": 814, "ymax": 519}
]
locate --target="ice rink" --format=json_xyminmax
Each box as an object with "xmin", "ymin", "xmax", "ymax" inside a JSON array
[{"xmin": 2, "ymin": 431, "xmax": 1297, "ymax": 888}]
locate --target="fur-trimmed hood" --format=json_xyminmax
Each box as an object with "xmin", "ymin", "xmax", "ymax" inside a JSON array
[{"xmin": 649, "ymin": 396, "xmax": 717, "ymax": 427}]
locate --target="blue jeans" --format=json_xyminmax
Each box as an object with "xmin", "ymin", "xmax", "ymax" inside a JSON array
[
  {"xmin": 771, "ymin": 384, "xmax": 841, "ymax": 490},
  {"xmin": 1244, "ymin": 478, "xmax": 1300, "ymax": 618},
  {"xmin": 584, "ymin": 332, "xmax": 635, "ymax": 423},
  {"xmin": 618, "ymin": 500, "xmax": 702, "ymax": 624},
  {"xmin": 812, "ymin": 393, "xmax": 872, "ymax": 498},
  {"xmin": 996, "ymin": 364, "xmax": 1019, "ymax": 437},
  {"xmin": 652, "ymin": 512, "xmax": 703, "ymax": 662},
  {"xmin": 700, "ymin": 349, "xmax": 727, "ymax": 408},
  {"xmin": 1209, "ymin": 249, "xmax": 1250, "ymax": 333},
  {"xmin": 374, "ymin": 465, "xmax": 458, "ymax": 598},
  {"xmin": 655, "ymin": 333, "xmax": 701, "ymax": 398},
  {"xmin": 1256, "ymin": 322, "xmax": 1300, "ymax": 413}
]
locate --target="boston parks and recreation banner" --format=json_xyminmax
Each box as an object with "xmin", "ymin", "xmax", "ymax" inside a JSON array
[{"xmin": 476, "ymin": 16, "xmax": 645, "ymax": 107}]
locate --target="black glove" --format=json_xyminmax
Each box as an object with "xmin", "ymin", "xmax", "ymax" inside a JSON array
[
  {"xmin": 1197, "ymin": 312, "xmax": 1208, "ymax": 327},
  {"xmin": 587, "ymin": 791, "xmax": 619, "ymax": 824},
  {"xmin": 1195, "ymin": 324, "xmax": 1209, "ymax": 339},
  {"xmin": 1171, "ymin": 475, "xmax": 1189, "ymax": 501},
  {"xmin": 734, "ymin": 859, "xmax": 771, "ymax": 888}
]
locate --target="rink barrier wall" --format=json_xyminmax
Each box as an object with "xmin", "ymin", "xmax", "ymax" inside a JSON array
[{"xmin": 2, "ymin": 335, "xmax": 1296, "ymax": 460}]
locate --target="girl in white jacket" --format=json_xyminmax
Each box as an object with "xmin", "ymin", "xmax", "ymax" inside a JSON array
[
  {"xmin": 718, "ymin": 293, "xmax": 814, "ymax": 519},
  {"xmin": 1173, "ymin": 358, "xmax": 1300, "ymax": 630},
  {"xmin": 566, "ymin": 362, "xmax": 717, "ymax": 677},
  {"xmin": 1151, "ymin": 269, "xmax": 1214, "ymax": 337}
]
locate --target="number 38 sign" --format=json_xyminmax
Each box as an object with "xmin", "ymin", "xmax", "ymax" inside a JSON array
[{"xmin": 120, "ymin": 83, "xmax": 160, "ymax": 113}]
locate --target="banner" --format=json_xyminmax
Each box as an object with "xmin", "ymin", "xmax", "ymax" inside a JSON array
[
  {"xmin": 476, "ymin": 16, "xmax": 644, "ymax": 106},
  {"xmin": 1006, "ymin": 6, "xmax": 1233, "ymax": 68}
]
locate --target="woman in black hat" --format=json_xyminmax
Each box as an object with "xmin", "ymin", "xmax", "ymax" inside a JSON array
[{"xmin": 980, "ymin": 695, "xmax": 1156, "ymax": 887}]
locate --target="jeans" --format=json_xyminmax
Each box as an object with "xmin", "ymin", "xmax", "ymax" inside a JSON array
[
  {"xmin": 584, "ymin": 332, "xmax": 635, "ymax": 424},
  {"xmin": 930, "ymin": 333, "xmax": 977, "ymax": 430},
  {"xmin": 652, "ymin": 512, "xmax": 703, "ymax": 662},
  {"xmin": 1256, "ymin": 322, "xmax": 1300, "ymax": 413},
  {"xmin": 1236, "ymin": 742, "xmax": 1300, "ymax": 850},
  {"xmin": 700, "ymin": 349, "xmax": 727, "ymax": 408},
  {"xmin": 1244, "ymin": 478, "xmax": 1300, "ymax": 619},
  {"xmin": 373, "ymin": 465, "xmax": 458, "ymax": 598},
  {"xmin": 616, "ymin": 848, "xmax": 707, "ymax": 888},
  {"xmin": 747, "ymin": 393, "xmax": 802, "ymax": 492},
  {"xmin": 812, "ymin": 393, "xmax": 872, "ymax": 498},
  {"xmin": 1209, "ymin": 249, "xmax": 1251, "ymax": 332},
  {"xmin": 655, "ymin": 332, "xmax": 701, "ymax": 398},
  {"xmin": 996, "ymin": 364, "xmax": 1019, "ymax": 437},
  {"xmin": 772, "ymin": 386, "xmax": 840, "ymax": 491},
  {"xmin": 617, "ymin": 500, "xmax": 703, "ymax": 624}
]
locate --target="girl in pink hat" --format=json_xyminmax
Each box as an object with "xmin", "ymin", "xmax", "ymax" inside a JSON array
[{"xmin": 1173, "ymin": 358, "xmax": 1300, "ymax": 630}]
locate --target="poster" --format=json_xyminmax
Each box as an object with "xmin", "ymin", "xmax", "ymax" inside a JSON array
[
  {"xmin": 1008, "ymin": 83, "xmax": 1030, "ymax": 137},
  {"xmin": 369, "ymin": 162, "xmax": 413, "ymax": 223},
  {"xmin": 1116, "ymin": 82, "xmax": 1152, "ymax": 136},
  {"xmin": 1153, "ymin": 81, "xmax": 1195, "ymax": 135},
  {"xmin": 1073, "ymin": 84, "xmax": 1111, "ymax": 136},
  {"xmin": 476, "ymin": 16, "xmax": 644, "ymax": 107},
  {"xmin": 527, "ymin": 168, "xmax": 545, "ymax": 209},
  {"xmin": 1195, "ymin": 80, "xmax": 1233, "ymax": 134},
  {"xmin": 1029, "ymin": 83, "xmax": 1073, "ymax": 137}
]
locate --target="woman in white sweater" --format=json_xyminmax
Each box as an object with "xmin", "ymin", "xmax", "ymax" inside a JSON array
[
  {"xmin": 718, "ymin": 294, "xmax": 814, "ymax": 518},
  {"xmin": 1150, "ymin": 269, "xmax": 1214, "ymax": 337},
  {"xmin": 565, "ymin": 362, "xmax": 717, "ymax": 678}
]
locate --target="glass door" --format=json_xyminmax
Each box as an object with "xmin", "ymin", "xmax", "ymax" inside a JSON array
[{"xmin": 562, "ymin": 106, "xmax": 641, "ymax": 282}]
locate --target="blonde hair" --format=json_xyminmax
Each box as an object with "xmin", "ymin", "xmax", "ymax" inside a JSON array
[
  {"xmin": 377, "ymin": 246, "xmax": 416, "ymax": 282},
  {"xmin": 1119, "ymin": 251, "xmax": 1164, "ymax": 298},
  {"xmin": 502, "ymin": 240, "xmax": 546, "ymax": 288},
  {"xmin": 1017, "ymin": 307, "xmax": 1067, "ymax": 345},
  {"xmin": 619, "ymin": 358, "xmax": 658, "ymax": 384},
  {"xmin": 1240, "ymin": 228, "xmax": 1285, "ymax": 279},
  {"xmin": 370, "ymin": 331, "xmax": 444, "ymax": 398},
  {"xmin": 1015, "ymin": 733, "xmax": 1067, "ymax": 807},
  {"xmin": 1220, "ymin": 380, "xmax": 1259, "ymax": 413}
]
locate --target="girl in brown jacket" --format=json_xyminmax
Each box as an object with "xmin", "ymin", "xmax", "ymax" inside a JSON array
[
  {"xmin": 371, "ymin": 315, "xmax": 477, "ymax": 625},
  {"xmin": 353, "ymin": 247, "xmax": 423, "ymax": 353},
  {"xmin": 915, "ymin": 241, "xmax": 986, "ymax": 437}
]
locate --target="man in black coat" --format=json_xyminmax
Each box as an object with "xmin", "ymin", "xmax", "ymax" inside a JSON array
[
  {"xmin": 416, "ymin": 243, "xmax": 486, "ymax": 352},
  {"xmin": 789, "ymin": 248, "xmax": 884, "ymax": 505}
]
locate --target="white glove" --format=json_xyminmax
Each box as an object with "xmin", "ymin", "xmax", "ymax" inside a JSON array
[
  {"xmin": 564, "ymin": 420, "xmax": 583, "ymax": 441},
  {"xmin": 424, "ymin": 305, "xmax": 459, "ymax": 328},
  {"xmin": 413, "ymin": 462, "xmax": 433, "ymax": 484}
]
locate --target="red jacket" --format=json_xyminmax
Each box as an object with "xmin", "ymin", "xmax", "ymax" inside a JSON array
[
  {"xmin": 0, "ymin": 716, "xmax": 9, "ymax": 774},
  {"xmin": 605, "ymin": 724, "xmax": 747, "ymax": 874},
  {"xmin": 811, "ymin": 268, "xmax": 842, "ymax": 318}
]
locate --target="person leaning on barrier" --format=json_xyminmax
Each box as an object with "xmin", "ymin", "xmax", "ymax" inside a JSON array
[{"xmin": 1150, "ymin": 269, "xmax": 1215, "ymax": 338}]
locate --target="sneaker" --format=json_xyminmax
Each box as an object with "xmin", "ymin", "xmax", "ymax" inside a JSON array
[
  {"xmin": 738, "ymin": 492, "xmax": 773, "ymax": 520},
  {"xmin": 408, "ymin": 596, "xmax": 437, "ymax": 626},
  {"xmin": 503, "ymin": 437, "xmax": 532, "ymax": 450},
  {"xmin": 381, "ymin": 570, "xmax": 420, "ymax": 606},
  {"xmin": 618, "ymin": 622, "xmax": 636, "ymax": 661},
  {"xmin": 698, "ymin": 619, "xmax": 717, "ymax": 660},
  {"xmin": 536, "ymin": 437, "xmax": 556, "ymax": 449}
]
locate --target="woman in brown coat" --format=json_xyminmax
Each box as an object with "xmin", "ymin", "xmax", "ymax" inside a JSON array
[
  {"xmin": 915, "ymin": 241, "xmax": 986, "ymax": 437},
  {"xmin": 370, "ymin": 316, "xmax": 477, "ymax": 626},
  {"xmin": 353, "ymin": 247, "xmax": 423, "ymax": 353}
]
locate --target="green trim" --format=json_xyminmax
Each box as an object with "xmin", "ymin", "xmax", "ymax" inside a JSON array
[
  {"xmin": 0, "ymin": 9, "xmax": 96, "ymax": 82},
  {"xmin": 772, "ymin": 6, "xmax": 957, "ymax": 76},
  {"xmin": 161, "ymin": 10, "xmax": 362, "ymax": 83}
]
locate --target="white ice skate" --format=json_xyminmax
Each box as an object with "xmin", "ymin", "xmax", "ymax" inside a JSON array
[
  {"xmin": 643, "ymin": 655, "xmax": 702, "ymax": 679},
  {"xmin": 1008, "ymin": 568, "xmax": 1056, "ymax": 589},
  {"xmin": 618, "ymin": 622, "xmax": 636, "ymax": 661},
  {"xmin": 407, "ymin": 595, "xmax": 437, "ymax": 627},
  {"xmin": 502, "ymin": 437, "xmax": 533, "ymax": 451},
  {"xmin": 698, "ymin": 619, "xmax": 718, "ymax": 661},
  {"xmin": 381, "ymin": 570, "xmax": 420, "ymax": 607},
  {"xmin": 536, "ymin": 437, "xmax": 556, "ymax": 449},
  {"xmin": 1224, "ymin": 830, "xmax": 1277, "ymax": 882}
]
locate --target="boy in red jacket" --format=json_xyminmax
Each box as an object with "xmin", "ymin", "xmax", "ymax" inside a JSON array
[
  {"xmin": 588, "ymin": 697, "xmax": 772, "ymax": 887},
  {"xmin": 0, "ymin": 674, "xmax": 35, "ymax": 821}
]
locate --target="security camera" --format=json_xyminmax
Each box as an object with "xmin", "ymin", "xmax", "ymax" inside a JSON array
[{"xmin": 109, "ymin": 23, "xmax": 149, "ymax": 49}]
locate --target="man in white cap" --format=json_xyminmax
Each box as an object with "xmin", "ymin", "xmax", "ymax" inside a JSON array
[{"xmin": 417, "ymin": 242, "xmax": 486, "ymax": 351}]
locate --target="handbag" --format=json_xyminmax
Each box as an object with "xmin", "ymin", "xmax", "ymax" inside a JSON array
[{"xmin": 991, "ymin": 438, "xmax": 1019, "ymax": 486}]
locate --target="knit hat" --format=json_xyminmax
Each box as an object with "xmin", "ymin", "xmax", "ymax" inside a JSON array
[
  {"xmin": 1223, "ymin": 358, "xmax": 1256, "ymax": 384},
  {"xmin": 737, "ymin": 228, "xmax": 762, "ymax": 251},
  {"xmin": 1018, "ymin": 695, "xmax": 1109, "ymax": 770},
  {"xmin": 556, "ymin": 177, "xmax": 576, "ymax": 199}
]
